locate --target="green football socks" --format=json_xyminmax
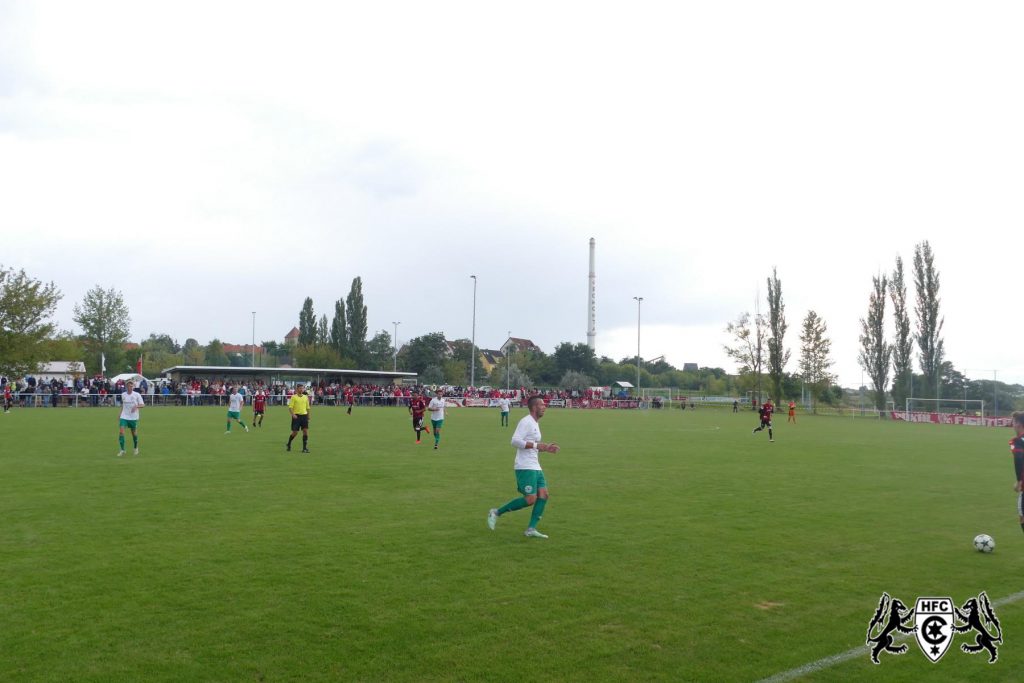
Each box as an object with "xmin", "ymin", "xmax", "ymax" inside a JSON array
[{"xmin": 528, "ymin": 497, "xmax": 547, "ymax": 529}]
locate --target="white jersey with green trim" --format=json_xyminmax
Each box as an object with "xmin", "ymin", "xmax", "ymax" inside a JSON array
[
  {"xmin": 120, "ymin": 391, "xmax": 144, "ymax": 420},
  {"xmin": 229, "ymin": 393, "xmax": 244, "ymax": 412},
  {"xmin": 510, "ymin": 414, "xmax": 542, "ymax": 471}
]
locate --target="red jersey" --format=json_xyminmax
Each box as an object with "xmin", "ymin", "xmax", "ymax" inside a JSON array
[
  {"xmin": 760, "ymin": 403, "xmax": 774, "ymax": 421},
  {"xmin": 410, "ymin": 397, "xmax": 427, "ymax": 418},
  {"xmin": 345, "ymin": 390, "xmax": 354, "ymax": 404},
  {"xmin": 254, "ymin": 393, "xmax": 266, "ymax": 411}
]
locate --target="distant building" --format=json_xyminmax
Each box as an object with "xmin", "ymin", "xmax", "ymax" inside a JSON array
[
  {"xmin": 478, "ymin": 349, "xmax": 505, "ymax": 373},
  {"xmin": 683, "ymin": 363, "xmax": 699, "ymax": 373},
  {"xmin": 500, "ymin": 337, "xmax": 543, "ymax": 355},
  {"xmin": 34, "ymin": 361, "xmax": 87, "ymax": 383},
  {"xmin": 284, "ymin": 327, "xmax": 300, "ymax": 346}
]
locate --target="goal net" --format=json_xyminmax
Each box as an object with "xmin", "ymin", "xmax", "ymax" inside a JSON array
[{"xmin": 905, "ymin": 397, "xmax": 985, "ymax": 418}]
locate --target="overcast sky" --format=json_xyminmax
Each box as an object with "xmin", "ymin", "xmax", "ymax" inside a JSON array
[{"xmin": 2, "ymin": 1, "xmax": 1022, "ymax": 387}]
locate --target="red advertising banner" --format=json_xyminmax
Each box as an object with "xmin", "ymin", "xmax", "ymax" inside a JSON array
[{"xmin": 890, "ymin": 411, "xmax": 1012, "ymax": 427}]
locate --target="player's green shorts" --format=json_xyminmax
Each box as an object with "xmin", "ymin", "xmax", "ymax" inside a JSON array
[
  {"xmin": 501, "ymin": 411, "xmax": 509, "ymax": 416},
  {"xmin": 515, "ymin": 469, "xmax": 547, "ymax": 496},
  {"xmin": 119, "ymin": 418, "xmax": 138, "ymax": 430},
  {"xmin": 431, "ymin": 419, "xmax": 444, "ymax": 430},
  {"xmin": 227, "ymin": 410, "xmax": 241, "ymax": 419}
]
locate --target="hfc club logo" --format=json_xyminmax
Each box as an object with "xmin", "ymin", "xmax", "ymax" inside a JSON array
[{"xmin": 866, "ymin": 592, "xmax": 1002, "ymax": 664}]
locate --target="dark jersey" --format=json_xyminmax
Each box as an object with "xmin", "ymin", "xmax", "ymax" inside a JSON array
[
  {"xmin": 410, "ymin": 397, "xmax": 427, "ymax": 418},
  {"xmin": 760, "ymin": 403, "xmax": 774, "ymax": 422},
  {"xmin": 1011, "ymin": 435, "xmax": 1024, "ymax": 486},
  {"xmin": 253, "ymin": 393, "xmax": 266, "ymax": 412}
]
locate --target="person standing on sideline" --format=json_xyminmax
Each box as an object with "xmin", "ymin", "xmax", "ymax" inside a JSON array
[
  {"xmin": 498, "ymin": 395, "xmax": 511, "ymax": 427},
  {"xmin": 487, "ymin": 395, "xmax": 560, "ymax": 539},
  {"xmin": 1010, "ymin": 412, "xmax": 1024, "ymax": 535},
  {"xmin": 225, "ymin": 386, "xmax": 249, "ymax": 434},
  {"xmin": 732, "ymin": 399, "xmax": 739, "ymax": 413},
  {"xmin": 287, "ymin": 383, "xmax": 311, "ymax": 453},
  {"xmin": 117, "ymin": 380, "xmax": 145, "ymax": 456},
  {"xmin": 409, "ymin": 391, "xmax": 430, "ymax": 444},
  {"xmin": 253, "ymin": 389, "xmax": 267, "ymax": 427},
  {"xmin": 427, "ymin": 390, "xmax": 446, "ymax": 449},
  {"xmin": 787, "ymin": 400, "xmax": 796, "ymax": 423},
  {"xmin": 753, "ymin": 399, "xmax": 775, "ymax": 442}
]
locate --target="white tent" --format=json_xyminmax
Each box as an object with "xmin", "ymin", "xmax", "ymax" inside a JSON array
[{"xmin": 109, "ymin": 373, "xmax": 148, "ymax": 388}]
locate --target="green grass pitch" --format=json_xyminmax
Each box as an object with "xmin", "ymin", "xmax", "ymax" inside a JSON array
[{"xmin": 1, "ymin": 404, "xmax": 1020, "ymax": 681}]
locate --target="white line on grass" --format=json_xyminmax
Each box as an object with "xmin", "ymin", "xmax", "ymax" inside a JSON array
[{"xmin": 755, "ymin": 589, "xmax": 1024, "ymax": 683}]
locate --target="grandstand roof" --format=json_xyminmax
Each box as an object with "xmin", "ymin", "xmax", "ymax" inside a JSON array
[{"xmin": 160, "ymin": 365, "xmax": 417, "ymax": 384}]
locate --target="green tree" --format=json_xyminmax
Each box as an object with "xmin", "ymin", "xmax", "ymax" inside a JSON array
[
  {"xmin": 400, "ymin": 333, "xmax": 449, "ymax": 375},
  {"xmin": 0, "ymin": 266, "xmax": 62, "ymax": 380},
  {"xmin": 798, "ymin": 310, "xmax": 835, "ymax": 413},
  {"xmin": 205, "ymin": 339, "xmax": 229, "ymax": 366},
  {"xmin": 298, "ymin": 297, "xmax": 316, "ymax": 346},
  {"xmin": 317, "ymin": 314, "xmax": 330, "ymax": 348},
  {"xmin": 140, "ymin": 333, "xmax": 179, "ymax": 354},
  {"xmin": 346, "ymin": 277, "xmax": 368, "ymax": 366},
  {"xmin": 766, "ymin": 268, "xmax": 790, "ymax": 403},
  {"xmin": 366, "ymin": 330, "xmax": 393, "ymax": 371},
  {"xmin": 73, "ymin": 285, "xmax": 131, "ymax": 377},
  {"xmin": 488, "ymin": 362, "xmax": 533, "ymax": 389},
  {"xmin": 913, "ymin": 241, "xmax": 944, "ymax": 399},
  {"xmin": 40, "ymin": 332, "xmax": 85, "ymax": 366},
  {"xmin": 330, "ymin": 298, "xmax": 347, "ymax": 359},
  {"xmin": 183, "ymin": 338, "xmax": 205, "ymax": 365},
  {"xmin": 559, "ymin": 370, "xmax": 593, "ymax": 392},
  {"xmin": 552, "ymin": 342, "xmax": 599, "ymax": 378},
  {"xmin": 890, "ymin": 256, "xmax": 914, "ymax": 408},
  {"xmin": 724, "ymin": 311, "xmax": 767, "ymax": 400},
  {"xmin": 420, "ymin": 364, "xmax": 444, "ymax": 385},
  {"xmin": 858, "ymin": 273, "xmax": 891, "ymax": 411},
  {"xmin": 293, "ymin": 344, "xmax": 342, "ymax": 368},
  {"xmin": 449, "ymin": 339, "xmax": 486, "ymax": 385}
]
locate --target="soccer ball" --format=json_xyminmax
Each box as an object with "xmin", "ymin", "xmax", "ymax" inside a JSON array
[{"xmin": 973, "ymin": 534, "xmax": 995, "ymax": 553}]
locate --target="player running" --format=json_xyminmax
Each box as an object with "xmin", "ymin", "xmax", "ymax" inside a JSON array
[
  {"xmin": 753, "ymin": 399, "xmax": 775, "ymax": 442},
  {"xmin": 345, "ymin": 386, "xmax": 355, "ymax": 415},
  {"xmin": 487, "ymin": 395, "xmax": 561, "ymax": 539},
  {"xmin": 117, "ymin": 380, "xmax": 145, "ymax": 456},
  {"xmin": 409, "ymin": 391, "xmax": 430, "ymax": 444},
  {"xmin": 225, "ymin": 386, "xmax": 249, "ymax": 434},
  {"xmin": 253, "ymin": 389, "xmax": 267, "ymax": 427},
  {"xmin": 1011, "ymin": 412, "xmax": 1024, "ymax": 535}
]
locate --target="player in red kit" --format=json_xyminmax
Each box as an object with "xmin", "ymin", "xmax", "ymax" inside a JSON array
[
  {"xmin": 752, "ymin": 399, "xmax": 775, "ymax": 442},
  {"xmin": 409, "ymin": 391, "xmax": 429, "ymax": 444},
  {"xmin": 345, "ymin": 386, "xmax": 355, "ymax": 415},
  {"xmin": 253, "ymin": 390, "xmax": 267, "ymax": 427},
  {"xmin": 3, "ymin": 383, "xmax": 12, "ymax": 413}
]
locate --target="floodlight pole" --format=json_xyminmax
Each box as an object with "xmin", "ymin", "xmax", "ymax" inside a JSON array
[
  {"xmin": 470, "ymin": 275, "xmax": 477, "ymax": 389},
  {"xmin": 633, "ymin": 296, "xmax": 643, "ymax": 394},
  {"xmin": 506, "ymin": 329, "xmax": 512, "ymax": 392},
  {"xmin": 392, "ymin": 321, "xmax": 401, "ymax": 372}
]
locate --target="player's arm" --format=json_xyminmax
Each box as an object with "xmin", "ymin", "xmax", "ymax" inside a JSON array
[{"xmin": 1013, "ymin": 442, "xmax": 1024, "ymax": 491}]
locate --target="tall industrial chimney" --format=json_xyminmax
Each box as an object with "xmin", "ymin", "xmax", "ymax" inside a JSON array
[{"xmin": 587, "ymin": 238, "xmax": 596, "ymax": 351}]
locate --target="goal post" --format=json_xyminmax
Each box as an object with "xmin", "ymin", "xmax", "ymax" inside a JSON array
[{"xmin": 905, "ymin": 397, "xmax": 985, "ymax": 419}]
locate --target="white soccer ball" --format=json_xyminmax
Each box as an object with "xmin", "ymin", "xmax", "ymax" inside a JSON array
[{"xmin": 973, "ymin": 534, "xmax": 995, "ymax": 553}]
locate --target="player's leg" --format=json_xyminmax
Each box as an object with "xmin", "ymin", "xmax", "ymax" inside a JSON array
[
  {"xmin": 413, "ymin": 417, "xmax": 421, "ymax": 443},
  {"xmin": 286, "ymin": 418, "xmax": 298, "ymax": 450},
  {"xmin": 301, "ymin": 425, "xmax": 309, "ymax": 452},
  {"xmin": 118, "ymin": 421, "xmax": 127, "ymax": 455},
  {"xmin": 226, "ymin": 410, "xmax": 232, "ymax": 433},
  {"xmin": 432, "ymin": 419, "xmax": 442, "ymax": 447},
  {"xmin": 131, "ymin": 426, "xmax": 139, "ymax": 454},
  {"xmin": 768, "ymin": 422, "xmax": 774, "ymax": 442},
  {"xmin": 1018, "ymin": 492, "xmax": 1023, "ymax": 535},
  {"xmin": 526, "ymin": 471, "xmax": 549, "ymax": 534},
  {"xmin": 491, "ymin": 470, "xmax": 537, "ymax": 529}
]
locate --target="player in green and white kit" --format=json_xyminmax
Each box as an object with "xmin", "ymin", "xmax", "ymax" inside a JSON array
[
  {"xmin": 487, "ymin": 396, "xmax": 560, "ymax": 538},
  {"xmin": 427, "ymin": 391, "xmax": 446, "ymax": 449},
  {"xmin": 225, "ymin": 386, "xmax": 249, "ymax": 434},
  {"xmin": 497, "ymin": 396, "xmax": 511, "ymax": 427},
  {"xmin": 117, "ymin": 380, "xmax": 145, "ymax": 456}
]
